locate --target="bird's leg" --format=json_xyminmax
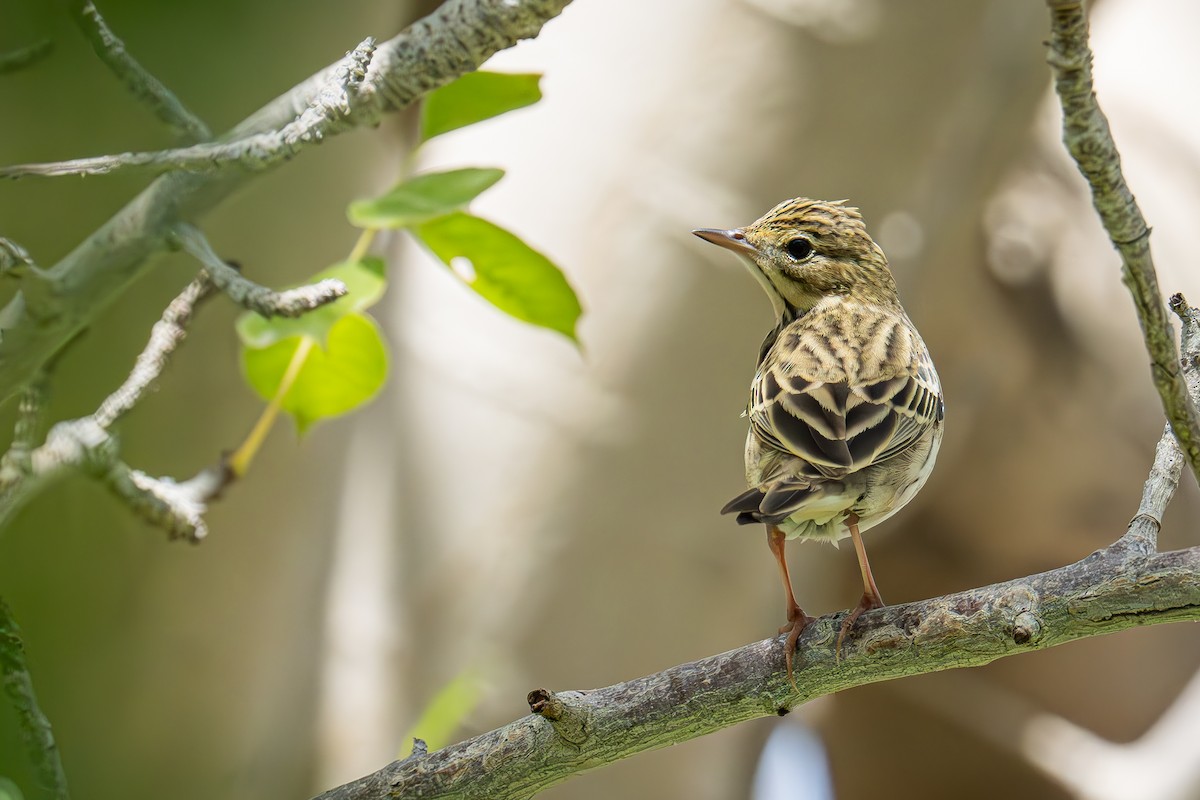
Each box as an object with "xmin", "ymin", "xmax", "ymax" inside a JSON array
[
  {"xmin": 836, "ymin": 511, "xmax": 885, "ymax": 658},
  {"xmin": 767, "ymin": 525, "xmax": 814, "ymax": 688}
]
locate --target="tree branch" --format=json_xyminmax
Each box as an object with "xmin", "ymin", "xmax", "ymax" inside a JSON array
[
  {"xmin": 309, "ymin": 7, "xmax": 1200, "ymax": 795},
  {"xmin": 0, "ymin": 40, "xmax": 54, "ymax": 76},
  {"xmin": 0, "ymin": 275, "xmax": 221, "ymax": 542},
  {"xmin": 1043, "ymin": 0, "xmax": 1200, "ymax": 486},
  {"xmin": 67, "ymin": 0, "xmax": 210, "ymax": 142},
  {"xmin": 318, "ymin": 283, "xmax": 1200, "ymax": 797},
  {"xmin": 313, "ymin": 545, "xmax": 1200, "ymax": 800},
  {"xmin": 0, "ymin": 0, "xmax": 576, "ymax": 403},
  {"xmin": 172, "ymin": 224, "xmax": 347, "ymax": 317},
  {"xmin": 0, "ymin": 597, "xmax": 70, "ymax": 800},
  {"xmin": 0, "ymin": 38, "xmax": 374, "ymax": 179}
]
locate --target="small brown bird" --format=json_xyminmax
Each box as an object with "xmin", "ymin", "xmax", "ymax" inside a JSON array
[{"xmin": 694, "ymin": 198, "xmax": 943, "ymax": 683}]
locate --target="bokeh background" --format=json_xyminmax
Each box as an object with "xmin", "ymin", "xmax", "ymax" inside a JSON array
[{"xmin": 2, "ymin": 1, "xmax": 1199, "ymax": 799}]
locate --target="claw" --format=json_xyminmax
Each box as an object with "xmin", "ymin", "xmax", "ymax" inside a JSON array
[{"xmin": 835, "ymin": 590, "xmax": 885, "ymax": 661}]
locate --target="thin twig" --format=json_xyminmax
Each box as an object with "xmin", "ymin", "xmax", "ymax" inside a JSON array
[
  {"xmin": 1108, "ymin": 291, "xmax": 1200, "ymax": 555},
  {"xmin": 0, "ymin": 380, "xmax": 46, "ymax": 488},
  {"xmin": 0, "ymin": 39, "xmax": 374, "ymax": 179},
  {"xmin": 94, "ymin": 275, "xmax": 214, "ymax": 427},
  {"xmin": 0, "ymin": 597, "xmax": 70, "ymax": 800},
  {"xmin": 0, "ymin": 237, "xmax": 35, "ymax": 273},
  {"xmin": 312, "ymin": 545, "xmax": 1200, "ymax": 800},
  {"xmin": 67, "ymin": 1, "xmax": 209, "ymax": 142},
  {"xmin": 0, "ymin": 275, "xmax": 220, "ymax": 540},
  {"xmin": 1115, "ymin": 426, "xmax": 1184, "ymax": 556},
  {"xmin": 0, "ymin": 40, "xmax": 54, "ymax": 75},
  {"xmin": 1044, "ymin": 0, "xmax": 1200, "ymax": 486},
  {"xmin": 97, "ymin": 460, "xmax": 224, "ymax": 542},
  {"xmin": 172, "ymin": 224, "xmax": 347, "ymax": 317}
]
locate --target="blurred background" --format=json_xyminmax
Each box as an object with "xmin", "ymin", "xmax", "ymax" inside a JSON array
[{"xmin": 2, "ymin": 0, "xmax": 1199, "ymax": 799}]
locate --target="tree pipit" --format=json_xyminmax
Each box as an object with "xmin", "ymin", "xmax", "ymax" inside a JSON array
[{"xmin": 695, "ymin": 198, "xmax": 944, "ymax": 686}]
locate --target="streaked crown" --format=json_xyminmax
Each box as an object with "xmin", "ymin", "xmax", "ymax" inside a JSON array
[{"xmin": 695, "ymin": 198, "xmax": 900, "ymax": 318}]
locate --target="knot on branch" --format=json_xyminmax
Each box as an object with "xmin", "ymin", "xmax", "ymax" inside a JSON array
[
  {"xmin": 527, "ymin": 688, "xmax": 590, "ymax": 745},
  {"xmin": 1011, "ymin": 611, "xmax": 1042, "ymax": 645},
  {"xmin": 997, "ymin": 585, "xmax": 1042, "ymax": 647},
  {"xmin": 1170, "ymin": 293, "xmax": 1200, "ymax": 371}
]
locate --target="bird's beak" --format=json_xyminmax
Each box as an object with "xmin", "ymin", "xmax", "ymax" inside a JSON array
[{"xmin": 692, "ymin": 228, "xmax": 758, "ymax": 257}]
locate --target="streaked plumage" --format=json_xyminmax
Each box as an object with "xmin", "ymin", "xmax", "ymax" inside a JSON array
[{"xmin": 694, "ymin": 197, "xmax": 944, "ymax": 680}]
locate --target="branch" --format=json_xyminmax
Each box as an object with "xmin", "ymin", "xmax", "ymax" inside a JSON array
[
  {"xmin": 172, "ymin": 224, "xmax": 347, "ymax": 317},
  {"xmin": 0, "ymin": 597, "xmax": 70, "ymax": 800},
  {"xmin": 67, "ymin": 1, "xmax": 210, "ymax": 142},
  {"xmin": 0, "ymin": 40, "xmax": 54, "ymax": 75},
  {"xmin": 0, "ymin": 38, "xmax": 374, "ymax": 179},
  {"xmin": 1043, "ymin": 0, "xmax": 1200, "ymax": 486},
  {"xmin": 313, "ymin": 545, "xmax": 1200, "ymax": 800},
  {"xmin": 0, "ymin": 237, "xmax": 35, "ymax": 273},
  {"xmin": 312, "ymin": 10, "xmax": 1200, "ymax": 794},
  {"xmin": 93, "ymin": 275, "xmax": 213, "ymax": 427},
  {"xmin": 0, "ymin": 275, "xmax": 221, "ymax": 541},
  {"xmin": 0, "ymin": 0, "xmax": 575, "ymax": 402},
  {"xmin": 0, "ymin": 380, "xmax": 46, "ymax": 487}
]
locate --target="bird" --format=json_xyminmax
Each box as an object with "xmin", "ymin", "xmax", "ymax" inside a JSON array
[{"xmin": 693, "ymin": 198, "xmax": 944, "ymax": 685}]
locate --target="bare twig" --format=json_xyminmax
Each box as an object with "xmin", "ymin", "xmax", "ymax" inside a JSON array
[
  {"xmin": 0, "ymin": 275, "xmax": 219, "ymax": 541},
  {"xmin": 1043, "ymin": 0, "xmax": 1200, "ymax": 486},
  {"xmin": 0, "ymin": 40, "xmax": 54, "ymax": 75},
  {"xmin": 1115, "ymin": 426, "xmax": 1185, "ymax": 557},
  {"xmin": 94, "ymin": 276, "xmax": 214, "ymax": 427},
  {"xmin": 97, "ymin": 460, "xmax": 226, "ymax": 541},
  {"xmin": 0, "ymin": 0, "xmax": 575, "ymax": 402},
  {"xmin": 312, "ymin": 545, "xmax": 1200, "ymax": 800},
  {"xmin": 0, "ymin": 597, "xmax": 70, "ymax": 800},
  {"xmin": 0, "ymin": 237, "xmax": 35, "ymax": 273},
  {"xmin": 0, "ymin": 39, "xmax": 374, "ymax": 179},
  {"xmin": 172, "ymin": 224, "xmax": 347, "ymax": 317},
  {"xmin": 67, "ymin": 1, "xmax": 210, "ymax": 142},
  {"xmin": 0, "ymin": 381, "xmax": 46, "ymax": 488}
]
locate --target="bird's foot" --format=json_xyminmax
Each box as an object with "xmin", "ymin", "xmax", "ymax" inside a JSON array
[
  {"xmin": 835, "ymin": 590, "xmax": 885, "ymax": 662},
  {"xmin": 780, "ymin": 606, "xmax": 815, "ymax": 691}
]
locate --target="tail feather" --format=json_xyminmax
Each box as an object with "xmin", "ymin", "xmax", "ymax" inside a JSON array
[
  {"xmin": 722, "ymin": 480, "xmax": 844, "ymax": 527},
  {"xmin": 721, "ymin": 487, "xmax": 765, "ymax": 516}
]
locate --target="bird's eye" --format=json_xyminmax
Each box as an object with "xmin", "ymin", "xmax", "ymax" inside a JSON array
[{"xmin": 785, "ymin": 238, "xmax": 814, "ymax": 261}]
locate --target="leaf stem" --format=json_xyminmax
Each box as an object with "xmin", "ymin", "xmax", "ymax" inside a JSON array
[
  {"xmin": 228, "ymin": 337, "xmax": 316, "ymax": 477},
  {"xmin": 229, "ymin": 225, "xmax": 380, "ymax": 478},
  {"xmin": 349, "ymin": 228, "xmax": 378, "ymax": 263}
]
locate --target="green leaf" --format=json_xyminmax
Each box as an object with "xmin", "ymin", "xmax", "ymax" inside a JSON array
[
  {"xmin": 0, "ymin": 777, "xmax": 24, "ymax": 800},
  {"xmin": 400, "ymin": 668, "xmax": 483, "ymax": 755},
  {"xmin": 241, "ymin": 313, "xmax": 388, "ymax": 433},
  {"xmin": 420, "ymin": 72, "xmax": 543, "ymax": 142},
  {"xmin": 347, "ymin": 168, "xmax": 505, "ymax": 230},
  {"xmin": 235, "ymin": 257, "xmax": 386, "ymax": 348},
  {"xmin": 414, "ymin": 212, "xmax": 581, "ymax": 341}
]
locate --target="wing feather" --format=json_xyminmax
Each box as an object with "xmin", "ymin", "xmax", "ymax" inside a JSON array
[{"xmin": 748, "ymin": 308, "xmax": 941, "ymax": 481}]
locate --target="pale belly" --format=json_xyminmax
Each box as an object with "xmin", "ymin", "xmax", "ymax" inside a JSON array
[{"xmin": 772, "ymin": 422, "xmax": 943, "ymax": 544}]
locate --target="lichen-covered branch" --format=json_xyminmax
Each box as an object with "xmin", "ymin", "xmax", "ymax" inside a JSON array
[
  {"xmin": 1118, "ymin": 425, "xmax": 1184, "ymax": 557},
  {"xmin": 0, "ymin": 597, "xmax": 70, "ymax": 800},
  {"xmin": 312, "ymin": 545, "xmax": 1200, "ymax": 800},
  {"xmin": 0, "ymin": 237, "xmax": 35, "ymax": 273},
  {"xmin": 0, "ymin": 0, "xmax": 575, "ymax": 403},
  {"xmin": 1043, "ymin": 0, "xmax": 1200, "ymax": 486},
  {"xmin": 0, "ymin": 38, "xmax": 373, "ymax": 179},
  {"xmin": 67, "ymin": 0, "xmax": 210, "ymax": 142},
  {"xmin": 172, "ymin": 224, "xmax": 347, "ymax": 318},
  {"xmin": 0, "ymin": 275, "xmax": 220, "ymax": 542},
  {"xmin": 93, "ymin": 275, "xmax": 213, "ymax": 427}
]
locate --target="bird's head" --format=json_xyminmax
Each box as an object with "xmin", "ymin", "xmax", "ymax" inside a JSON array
[{"xmin": 694, "ymin": 198, "xmax": 899, "ymax": 319}]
